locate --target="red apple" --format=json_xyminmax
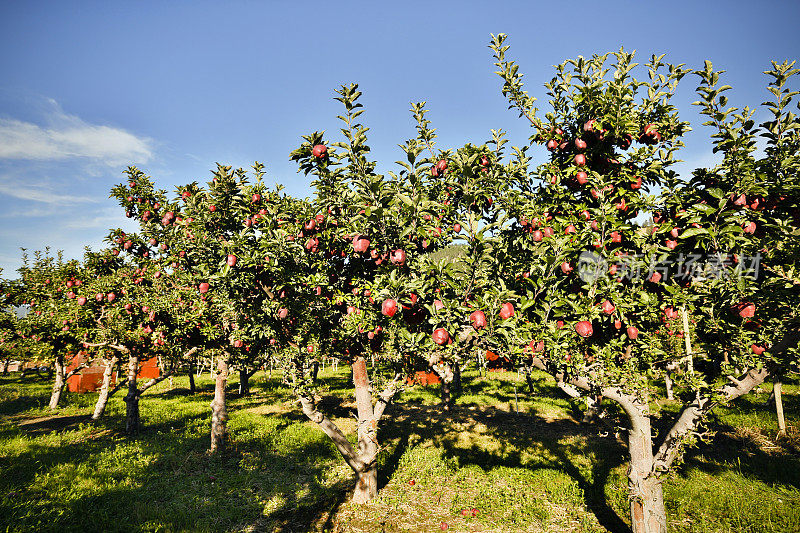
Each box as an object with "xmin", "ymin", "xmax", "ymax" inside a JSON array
[
  {"xmin": 226, "ymin": 254, "xmax": 237, "ymax": 267},
  {"xmin": 107, "ymin": 293, "xmax": 116, "ymax": 303},
  {"xmin": 499, "ymin": 302, "xmax": 514, "ymax": 320},
  {"xmin": 743, "ymin": 221, "xmax": 756, "ymax": 234},
  {"xmin": 391, "ymin": 249, "xmax": 407, "ymax": 265},
  {"xmin": 352, "ymin": 236, "xmax": 370, "ymax": 253},
  {"xmin": 312, "ymin": 144, "xmax": 327, "ymax": 158},
  {"xmin": 432, "ymin": 328, "xmax": 450, "ymax": 345},
  {"xmin": 252, "ymin": 193, "xmax": 262, "ymax": 203},
  {"xmin": 576, "ymin": 171, "xmax": 588, "ymax": 185},
  {"xmin": 601, "ymin": 300, "xmax": 615, "ymax": 314},
  {"xmin": 751, "ymin": 344, "xmax": 765, "ymax": 355},
  {"xmin": 561, "ymin": 262, "xmax": 573, "ymax": 274},
  {"xmin": 574, "ymin": 154, "xmax": 586, "ymax": 166},
  {"xmin": 470, "ymin": 310, "xmax": 487, "ymax": 330},
  {"xmin": 737, "ymin": 302, "xmax": 756, "ymax": 318},
  {"xmin": 574, "ymin": 138, "xmax": 587, "ymax": 151},
  {"xmin": 77, "ymin": 297, "xmax": 87, "ymax": 306},
  {"xmin": 381, "ymin": 299, "xmax": 398, "ymax": 317},
  {"xmin": 627, "ymin": 326, "xmax": 639, "ymax": 340},
  {"xmin": 278, "ymin": 307, "xmax": 289, "ymax": 319},
  {"xmin": 575, "ymin": 321, "xmax": 593, "ymax": 338},
  {"xmin": 199, "ymin": 282, "xmax": 210, "ymax": 294}
]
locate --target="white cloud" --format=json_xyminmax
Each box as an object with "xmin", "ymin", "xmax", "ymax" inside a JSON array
[
  {"xmin": 0, "ymin": 175, "xmax": 98, "ymax": 205},
  {"xmin": 62, "ymin": 207, "xmax": 132, "ymax": 230},
  {"xmin": 0, "ymin": 102, "xmax": 153, "ymax": 166}
]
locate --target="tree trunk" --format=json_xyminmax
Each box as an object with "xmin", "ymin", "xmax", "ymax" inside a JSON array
[
  {"xmin": 92, "ymin": 355, "xmax": 119, "ymax": 420},
  {"xmin": 775, "ymin": 380, "xmax": 786, "ymax": 435},
  {"xmin": 452, "ymin": 362, "xmax": 462, "ymax": 395},
  {"xmin": 124, "ymin": 353, "xmax": 140, "ymax": 435},
  {"xmin": 440, "ymin": 377, "xmax": 452, "ymax": 411},
  {"xmin": 623, "ymin": 401, "xmax": 667, "ymax": 533},
  {"xmin": 2, "ymin": 358, "xmax": 10, "ymax": 374},
  {"xmin": 48, "ymin": 353, "xmax": 66, "ymax": 409},
  {"xmin": 188, "ymin": 361, "xmax": 196, "ymax": 393},
  {"xmin": 210, "ymin": 356, "xmax": 229, "ymax": 453},
  {"xmin": 352, "ymin": 357, "xmax": 379, "ymax": 503},
  {"xmin": 238, "ymin": 366, "xmax": 251, "ymax": 396},
  {"xmin": 664, "ymin": 369, "xmax": 674, "ymax": 400},
  {"xmin": 523, "ymin": 367, "xmax": 536, "ymax": 394}
]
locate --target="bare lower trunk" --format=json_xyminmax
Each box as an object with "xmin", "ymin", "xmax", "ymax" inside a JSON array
[
  {"xmin": 352, "ymin": 357, "xmax": 379, "ymax": 503},
  {"xmin": 452, "ymin": 363, "xmax": 462, "ymax": 395},
  {"xmin": 616, "ymin": 395, "xmax": 666, "ymax": 533},
  {"xmin": 2, "ymin": 358, "xmax": 9, "ymax": 374},
  {"xmin": 188, "ymin": 362, "xmax": 196, "ymax": 393},
  {"xmin": 210, "ymin": 357, "xmax": 229, "ymax": 453},
  {"xmin": 433, "ymin": 362, "xmax": 454, "ymax": 411},
  {"xmin": 124, "ymin": 354, "xmax": 140, "ymax": 435},
  {"xmin": 238, "ymin": 367, "xmax": 252, "ymax": 396},
  {"xmin": 630, "ymin": 474, "xmax": 666, "ymax": 533},
  {"xmin": 524, "ymin": 368, "xmax": 536, "ymax": 394},
  {"xmin": 48, "ymin": 354, "xmax": 66, "ymax": 409},
  {"xmin": 775, "ymin": 380, "xmax": 786, "ymax": 435},
  {"xmin": 92, "ymin": 355, "xmax": 119, "ymax": 420}
]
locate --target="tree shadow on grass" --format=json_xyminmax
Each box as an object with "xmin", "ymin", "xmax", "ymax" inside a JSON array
[
  {"xmin": 373, "ymin": 400, "xmax": 632, "ymax": 532},
  {"xmin": 16, "ymin": 414, "xmax": 92, "ymax": 435}
]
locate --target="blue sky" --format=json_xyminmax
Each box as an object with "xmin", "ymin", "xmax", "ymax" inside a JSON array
[{"xmin": 1, "ymin": 1, "xmax": 798, "ymax": 277}]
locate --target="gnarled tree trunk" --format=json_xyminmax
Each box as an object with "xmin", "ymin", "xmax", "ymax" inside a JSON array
[
  {"xmin": 92, "ymin": 354, "xmax": 120, "ymax": 420},
  {"xmin": 124, "ymin": 353, "xmax": 140, "ymax": 435},
  {"xmin": 352, "ymin": 357, "xmax": 379, "ymax": 503},
  {"xmin": 621, "ymin": 399, "xmax": 666, "ymax": 533},
  {"xmin": 239, "ymin": 366, "xmax": 256, "ymax": 396},
  {"xmin": 48, "ymin": 353, "xmax": 66, "ymax": 409},
  {"xmin": 210, "ymin": 356, "xmax": 229, "ymax": 453},
  {"xmin": 188, "ymin": 361, "xmax": 196, "ymax": 393}
]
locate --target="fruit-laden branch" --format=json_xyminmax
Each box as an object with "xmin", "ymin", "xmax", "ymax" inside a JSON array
[{"xmin": 297, "ymin": 392, "xmax": 363, "ymax": 472}]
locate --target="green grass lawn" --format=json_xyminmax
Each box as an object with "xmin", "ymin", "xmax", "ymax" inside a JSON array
[{"xmin": 0, "ymin": 367, "xmax": 797, "ymax": 532}]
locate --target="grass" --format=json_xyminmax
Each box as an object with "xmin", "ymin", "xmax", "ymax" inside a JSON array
[{"xmin": 0, "ymin": 367, "xmax": 797, "ymax": 532}]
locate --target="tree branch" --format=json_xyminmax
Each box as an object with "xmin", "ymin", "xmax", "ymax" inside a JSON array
[
  {"xmin": 297, "ymin": 392, "xmax": 362, "ymax": 473},
  {"xmin": 373, "ymin": 373, "xmax": 404, "ymax": 421},
  {"xmin": 138, "ymin": 369, "xmax": 175, "ymax": 395}
]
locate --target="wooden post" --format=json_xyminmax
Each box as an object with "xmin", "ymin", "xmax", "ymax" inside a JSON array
[
  {"xmin": 681, "ymin": 307, "xmax": 694, "ymax": 374},
  {"xmin": 775, "ymin": 380, "xmax": 786, "ymax": 435}
]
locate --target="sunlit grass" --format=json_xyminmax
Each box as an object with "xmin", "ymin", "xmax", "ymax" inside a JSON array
[{"xmin": 0, "ymin": 368, "xmax": 797, "ymax": 532}]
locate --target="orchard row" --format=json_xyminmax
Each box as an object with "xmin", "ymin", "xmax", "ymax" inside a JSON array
[{"xmin": 1, "ymin": 37, "xmax": 798, "ymax": 533}]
